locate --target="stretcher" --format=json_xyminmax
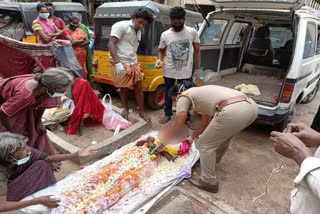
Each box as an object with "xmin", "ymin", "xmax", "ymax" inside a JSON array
[{"xmin": 20, "ymin": 131, "xmax": 199, "ymax": 214}]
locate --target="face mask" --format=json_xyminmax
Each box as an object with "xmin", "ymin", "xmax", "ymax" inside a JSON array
[
  {"xmin": 49, "ymin": 92, "xmax": 63, "ymax": 97},
  {"xmin": 48, "ymin": 10, "xmax": 54, "ymax": 17},
  {"xmin": 15, "ymin": 152, "xmax": 31, "ymax": 166},
  {"xmin": 39, "ymin": 12, "xmax": 49, "ymax": 19},
  {"xmin": 47, "ymin": 88, "xmax": 63, "ymax": 97},
  {"xmin": 130, "ymin": 19, "xmax": 136, "ymax": 29},
  {"xmin": 70, "ymin": 23, "xmax": 79, "ymax": 28},
  {"xmin": 70, "ymin": 23, "xmax": 79, "ymax": 30},
  {"xmin": 172, "ymin": 24, "xmax": 184, "ymax": 32}
]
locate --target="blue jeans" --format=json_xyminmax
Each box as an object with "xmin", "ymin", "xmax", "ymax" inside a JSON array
[{"xmin": 164, "ymin": 77, "xmax": 191, "ymax": 121}]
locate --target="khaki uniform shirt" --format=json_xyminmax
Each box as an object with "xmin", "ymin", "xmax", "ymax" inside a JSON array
[{"xmin": 176, "ymin": 85, "xmax": 244, "ymax": 116}]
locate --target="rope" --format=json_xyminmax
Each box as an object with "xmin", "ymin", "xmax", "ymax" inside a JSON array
[{"xmin": 252, "ymin": 153, "xmax": 286, "ymax": 206}]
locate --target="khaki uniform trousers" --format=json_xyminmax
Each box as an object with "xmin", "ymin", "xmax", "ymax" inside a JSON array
[{"xmin": 196, "ymin": 98, "xmax": 258, "ymax": 184}]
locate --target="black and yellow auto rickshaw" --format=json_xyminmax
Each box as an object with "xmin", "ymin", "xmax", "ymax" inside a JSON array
[
  {"xmin": 0, "ymin": 2, "xmax": 88, "ymax": 43},
  {"xmin": 92, "ymin": 1, "xmax": 202, "ymax": 109},
  {"xmin": 20, "ymin": 2, "xmax": 88, "ymax": 43},
  {"xmin": 0, "ymin": 2, "xmax": 25, "ymax": 41}
]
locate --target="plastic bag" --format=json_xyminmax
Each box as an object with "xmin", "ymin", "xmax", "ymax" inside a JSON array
[{"xmin": 102, "ymin": 94, "xmax": 132, "ymax": 130}]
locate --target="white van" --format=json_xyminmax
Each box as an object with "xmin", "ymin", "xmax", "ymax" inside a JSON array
[{"xmin": 198, "ymin": 0, "xmax": 320, "ymax": 130}]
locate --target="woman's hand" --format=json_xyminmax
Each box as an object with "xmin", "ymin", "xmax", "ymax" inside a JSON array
[
  {"xmin": 36, "ymin": 196, "xmax": 60, "ymax": 208},
  {"xmin": 36, "ymin": 122, "xmax": 47, "ymax": 135},
  {"xmin": 77, "ymin": 147, "xmax": 97, "ymax": 157},
  {"xmin": 80, "ymin": 40, "xmax": 90, "ymax": 47}
]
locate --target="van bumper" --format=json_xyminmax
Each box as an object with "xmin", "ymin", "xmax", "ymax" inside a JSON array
[{"xmin": 256, "ymin": 107, "xmax": 291, "ymax": 124}]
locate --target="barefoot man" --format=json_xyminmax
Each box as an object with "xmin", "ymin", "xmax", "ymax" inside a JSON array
[{"xmin": 108, "ymin": 8, "xmax": 153, "ymax": 122}]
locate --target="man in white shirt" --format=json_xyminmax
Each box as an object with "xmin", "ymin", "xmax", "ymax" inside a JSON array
[
  {"xmin": 270, "ymin": 123, "xmax": 320, "ymax": 214},
  {"xmin": 155, "ymin": 7, "xmax": 201, "ymax": 127},
  {"xmin": 108, "ymin": 8, "xmax": 153, "ymax": 122}
]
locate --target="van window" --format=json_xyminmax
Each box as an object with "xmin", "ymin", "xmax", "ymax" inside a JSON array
[
  {"xmin": 226, "ymin": 22, "xmax": 250, "ymax": 45},
  {"xmin": 316, "ymin": 25, "xmax": 320, "ymax": 55},
  {"xmin": 267, "ymin": 25, "xmax": 292, "ymax": 48},
  {"xmin": 200, "ymin": 19, "xmax": 228, "ymax": 45},
  {"xmin": 303, "ymin": 23, "xmax": 316, "ymax": 59}
]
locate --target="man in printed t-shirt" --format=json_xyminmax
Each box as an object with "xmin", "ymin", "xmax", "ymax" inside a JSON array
[{"xmin": 155, "ymin": 6, "xmax": 201, "ymax": 128}]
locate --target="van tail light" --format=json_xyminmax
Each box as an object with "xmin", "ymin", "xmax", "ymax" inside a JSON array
[{"xmin": 281, "ymin": 82, "xmax": 295, "ymax": 103}]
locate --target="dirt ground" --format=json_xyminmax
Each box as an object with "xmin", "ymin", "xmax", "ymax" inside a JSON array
[{"xmin": 55, "ymin": 92, "xmax": 320, "ymax": 213}]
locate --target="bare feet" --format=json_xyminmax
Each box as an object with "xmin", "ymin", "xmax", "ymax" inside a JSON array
[
  {"xmin": 121, "ymin": 109, "xmax": 129, "ymax": 120},
  {"xmin": 139, "ymin": 111, "xmax": 151, "ymax": 122},
  {"xmin": 159, "ymin": 116, "xmax": 171, "ymax": 124}
]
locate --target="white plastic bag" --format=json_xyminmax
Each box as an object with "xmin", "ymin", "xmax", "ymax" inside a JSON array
[{"xmin": 102, "ymin": 94, "xmax": 132, "ymax": 131}]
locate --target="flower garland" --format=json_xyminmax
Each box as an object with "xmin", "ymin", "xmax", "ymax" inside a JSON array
[
  {"xmin": 54, "ymin": 146, "xmax": 157, "ymax": 214},
  {"xmin": 150, "ymin": 138, "xmax": 191, "ymax": 157},
  {"xmin": 52, "ymin": 136, "xmax": 192, "ymax": 214}
]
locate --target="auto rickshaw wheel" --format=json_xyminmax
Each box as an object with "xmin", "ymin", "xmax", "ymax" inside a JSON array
[{"xmin": 147, "ymin": 85, "xmax": 165, "ymax": 110}]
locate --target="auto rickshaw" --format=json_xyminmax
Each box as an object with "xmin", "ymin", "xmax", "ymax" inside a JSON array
[
  {"xmin": 92, "ymin": 1, "xmax": 202, "ymax": 109},
  {"xmin": 18, "ymin": 2, "xmax": 88, "ymax": 43},
  {"xmin": 0, "ymin": 2, "xmax": 25, "ymax": 41}
]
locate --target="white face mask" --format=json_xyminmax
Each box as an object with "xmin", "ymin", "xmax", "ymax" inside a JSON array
[
  {"xmin": 49, "ymin": 92, "xmax": 63, "ymax": 97},
  {"xmin": 47, "ymin": 88, "xmax": 63, "ymax": 97},
  {"xmin": 15, "ymin": 151, "xmax": 31, "ymax": 166},
  {"xmin": 130, "ymin": 19, "xmax": 136, "ymax": 29}
]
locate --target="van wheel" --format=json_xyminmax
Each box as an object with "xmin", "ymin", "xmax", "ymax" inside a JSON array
[
  {"xmin": 302, "ymin": 82, "xmax": 320, "ymax": 104},
  {"xmin": 147, "ymin": 85, "xmax": 165, "ymax": 110}
]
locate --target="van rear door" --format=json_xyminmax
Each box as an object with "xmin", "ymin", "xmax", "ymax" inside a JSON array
[{"xmin": 210, "ymin": 0, "xmax": 304, "ymax": 10}]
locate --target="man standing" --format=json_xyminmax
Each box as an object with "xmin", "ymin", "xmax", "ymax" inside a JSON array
[
  {"xmin": 108, "ymin": 8, "xmax": 153, "ymax": 122},
  {"xmin": 156, "ymin": 6, "xmax": 201, "ymax": 127},
  {"xmin": 45, "ymin": 2, "xmax": 65, "ymax": 31}
]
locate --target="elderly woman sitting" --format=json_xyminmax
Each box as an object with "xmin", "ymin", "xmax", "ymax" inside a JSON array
[{"xmin": 0, "ymin": 132, "xmax": 96, "ymax": 212}]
